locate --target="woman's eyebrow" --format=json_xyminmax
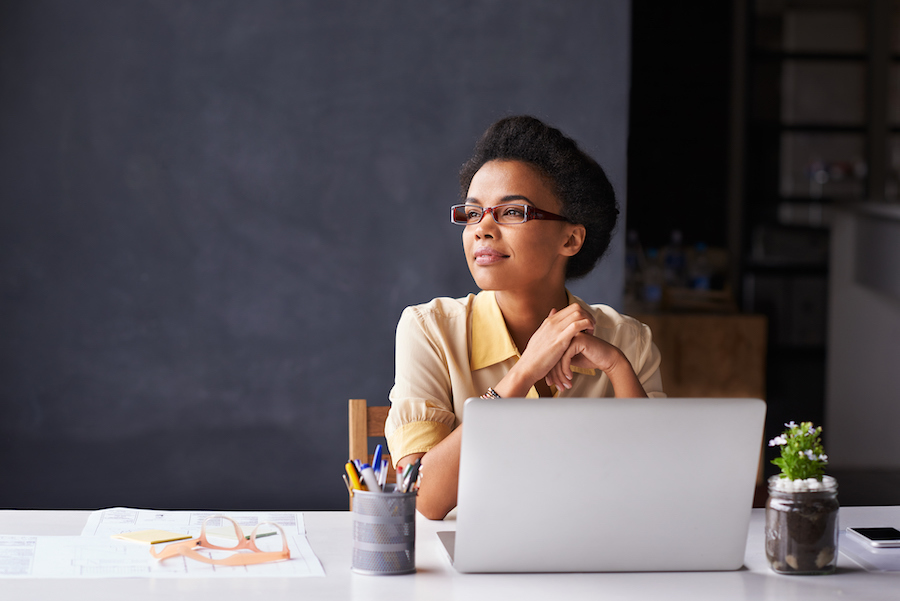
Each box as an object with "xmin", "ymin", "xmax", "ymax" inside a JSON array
[
  {"xmin": 464, "ymin": 195, "xmax": 534, "ymax": 205},
  {"xmin": 501, "ymin": 195, "xmax": 533, "ymax": 204}
]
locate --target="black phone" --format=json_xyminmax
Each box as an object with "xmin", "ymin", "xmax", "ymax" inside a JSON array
[{"xmin": 846, "ymin": 527, "xmax": 900, "ymax": 548}]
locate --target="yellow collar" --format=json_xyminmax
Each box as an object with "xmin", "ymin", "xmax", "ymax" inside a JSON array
[
  {"xmin": 470, "ymin": 291, "xmax": 518, "ymax": 371},
  {"xmin": 470, "ymin": 290, "xmax": 596, "ymax": 376}
]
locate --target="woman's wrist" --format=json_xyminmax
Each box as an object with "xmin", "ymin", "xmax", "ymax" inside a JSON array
[
  {"xmin": 596, "ymin": 345, "xmax": 628, "ymax": 375},
  {"xmin": 492, "ymin": 362, "xmax": 536, "ymax": 398},
  {"xmin": 602, "ymin": 350, "xmax": 647, "ymax": 397}
]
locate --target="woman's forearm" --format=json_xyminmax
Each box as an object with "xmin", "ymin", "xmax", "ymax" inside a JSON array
[
  {"xmin": 399, "ymin": 426, "xmax": 463, "ymax": 520},
  {"xmin": 401, "ymin": 364, "xmax": 536, "ymax": 520}
]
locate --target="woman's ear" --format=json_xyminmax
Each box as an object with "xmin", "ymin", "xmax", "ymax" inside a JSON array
[{"xmin": 561, "ymin": 224, "xmax": 586, "ymax": 257}]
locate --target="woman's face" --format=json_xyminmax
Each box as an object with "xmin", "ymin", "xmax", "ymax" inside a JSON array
[{"xmin": 462, "ymin": 160, "xmax": 584, "ymax": 294}]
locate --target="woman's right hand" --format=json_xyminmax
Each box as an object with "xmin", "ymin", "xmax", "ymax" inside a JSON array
[{"xmin": 503, "ymin": 304, "xmax": 596, "ymax": 394}]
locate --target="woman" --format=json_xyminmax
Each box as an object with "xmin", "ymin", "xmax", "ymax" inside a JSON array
[{"xmin": 385, "ymin": 116, "xmax": 665, "ymax": 519}]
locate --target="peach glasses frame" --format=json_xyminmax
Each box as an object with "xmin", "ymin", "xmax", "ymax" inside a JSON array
[{"xmin": 150, "ymin": 514, "xmax": 291, "ymax": 566}]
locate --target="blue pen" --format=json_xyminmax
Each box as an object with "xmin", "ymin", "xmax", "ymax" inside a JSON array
[{"xmin": 372, "ymin": 444, "xmax": 383, "ymax": 474}]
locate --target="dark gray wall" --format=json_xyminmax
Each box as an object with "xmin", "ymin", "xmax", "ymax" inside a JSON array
[{"xmin": 0, "ymin": 0, "xmax": 630, "ymax": 510}]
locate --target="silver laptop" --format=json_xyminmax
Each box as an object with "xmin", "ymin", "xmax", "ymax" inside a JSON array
[{"xmin": 438, "ymin": 397, "xmax": 766, "ymax": 573}]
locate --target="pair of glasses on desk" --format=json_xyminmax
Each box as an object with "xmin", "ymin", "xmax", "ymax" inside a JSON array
[{"xmin": 150, "ymin": 515, "xmax": 291, "ymax": 566}]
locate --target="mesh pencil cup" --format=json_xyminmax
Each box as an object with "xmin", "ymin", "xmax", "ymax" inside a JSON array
[{"xmin": 351, "ymin": 485, "xmax": 416, "ymax": 575}]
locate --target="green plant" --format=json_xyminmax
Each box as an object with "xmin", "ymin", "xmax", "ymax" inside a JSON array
[{"xmin": 769, "ymin": 421, "xmax": 828, "ymax": 480}]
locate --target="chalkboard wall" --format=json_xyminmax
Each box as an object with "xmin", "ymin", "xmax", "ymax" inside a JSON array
[{"xmin": 0, "ymin": 0, "xmax": 630, "ymax": 509}]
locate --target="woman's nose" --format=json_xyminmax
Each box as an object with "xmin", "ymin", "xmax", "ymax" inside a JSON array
[{"xmin": 473, "ymin": 212, "xmax": 499, "ymax": 238}]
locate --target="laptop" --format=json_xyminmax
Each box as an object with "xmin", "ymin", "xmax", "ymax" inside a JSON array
[{"xmin": 438, "ymin": 396, "xmax": 766, "ymax": 573}]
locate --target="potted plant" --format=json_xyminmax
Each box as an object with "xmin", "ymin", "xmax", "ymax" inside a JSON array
[{"xmin": 764, "ymin": 421, "xmax": 839, "ymax": 575}]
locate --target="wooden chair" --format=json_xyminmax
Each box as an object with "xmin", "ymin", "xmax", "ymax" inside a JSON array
[{"xmin": 348, "ymin": 397, "xmax": 392, "ymax": 477}]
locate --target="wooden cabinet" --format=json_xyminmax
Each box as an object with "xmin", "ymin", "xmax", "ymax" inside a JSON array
[
  {"xmin": 636, "ymin": 314, "xmax": 767, "ymax": 400},
  {"xmin": 636, "ymin": 313, "xmax": 768, "ymax": 489}
]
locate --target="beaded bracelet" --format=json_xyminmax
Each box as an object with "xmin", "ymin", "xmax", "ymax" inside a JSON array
[{"xmin": 480, "ymin": 387, "xmax": 501, "ymax": 399}]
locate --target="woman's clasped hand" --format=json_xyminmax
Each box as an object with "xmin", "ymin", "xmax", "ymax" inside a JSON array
[{"xmin": 519, "ymin": 304, "xmax": 630, "ymax": 393}]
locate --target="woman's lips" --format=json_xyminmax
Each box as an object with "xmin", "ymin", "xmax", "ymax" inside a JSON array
[{"xmin": 473, "ymin": 247, "xmax": 509, "ymax": 266}]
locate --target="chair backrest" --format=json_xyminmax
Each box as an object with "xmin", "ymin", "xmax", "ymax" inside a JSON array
[{"xmin": 348, "ymin": 398, "xmax": 392, "ymax": 475}]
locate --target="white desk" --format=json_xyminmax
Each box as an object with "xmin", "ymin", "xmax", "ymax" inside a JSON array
[{"xmin": 1, "ymin": 507, "xmax": 899, "ymax": 600}]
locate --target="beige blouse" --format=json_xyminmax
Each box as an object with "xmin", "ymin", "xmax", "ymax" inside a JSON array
[{"xmin": 384, "ymin": 290, "xmax": 665, "ymax": 466}]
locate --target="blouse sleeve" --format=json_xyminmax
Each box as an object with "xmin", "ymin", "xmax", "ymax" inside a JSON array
[
  {"xmin": 634, "ymin": 321, "xmax": 666, "ymax": 398},
  {"xmin": 384, "ymin": 305, "xmax": 458, "ymax": 467}
]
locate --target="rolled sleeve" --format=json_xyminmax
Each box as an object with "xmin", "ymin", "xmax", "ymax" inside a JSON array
[
  {"xmin": 385, "ymin": 420, "xmax": 453, "ymax": 466},
  {"xmin": 385, "ymin": 304, "xmax": 461, "ymax": 466}
]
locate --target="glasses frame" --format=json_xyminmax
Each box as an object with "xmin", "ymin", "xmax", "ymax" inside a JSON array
[
  {"xmin": 450, "ymin": 203, "xmax": 568, "ymax": 226},
  {"xmin": 149, "ymin": 514, "xmax": 291, "ymax": 566}
]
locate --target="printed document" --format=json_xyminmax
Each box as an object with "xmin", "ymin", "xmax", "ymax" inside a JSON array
[{"xmin": 0, "ymin": 508, "xmax": 325, "ymax": 578}]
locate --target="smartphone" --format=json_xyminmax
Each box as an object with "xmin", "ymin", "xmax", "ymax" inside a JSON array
[{"xmin": 846, "ymin": 527, "xmax": 900, "ymax": 548}]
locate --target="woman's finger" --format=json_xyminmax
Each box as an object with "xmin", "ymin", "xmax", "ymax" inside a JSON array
[
  {"xmin": 556, "ymin": 345, "xmax": 577, "ymax": 385},
  {"xmin": 547, "ymin": 363, "xmax": 569, "ymax": 391}
]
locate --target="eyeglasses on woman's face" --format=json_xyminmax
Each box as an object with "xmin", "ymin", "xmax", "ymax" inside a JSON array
[{"xmin": 450, "ymin": 203, "xmax": 567, "ymax": 226}]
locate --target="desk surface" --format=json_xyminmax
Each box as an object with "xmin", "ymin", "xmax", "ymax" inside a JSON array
[{"xmin": 1, "ymin": 507, "xmax": 899, "ymax": 600}]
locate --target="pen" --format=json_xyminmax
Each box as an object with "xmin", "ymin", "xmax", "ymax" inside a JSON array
[
  {"xmin": 372, "ymin": 444, "xmax": 383, "ymax": 474},
  {"xmin": 400, "ymin": 458, "xmax": 421, "ymax": 493},
  {"xmin": 377, "ymin": 459, "xmax": 389, "ymax": 489},
  {"xmin": 397, "ymin": 463, "xmax": 410, "ymax": 487},
  {"xmin": 359, "ymin": 463, "xmax": 382, "ymax": 492},
  {"xmin": 345, "ymin": 461, "xmax": 366, "ymax": 491},
  {"xmin": 379, "ymin": 459, "xmax": 389, "ymax": 488}
]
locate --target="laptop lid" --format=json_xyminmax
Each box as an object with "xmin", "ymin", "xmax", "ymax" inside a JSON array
[{"xmin": 447, "ymin": 396, "xmax": 766, "ymax": 573}]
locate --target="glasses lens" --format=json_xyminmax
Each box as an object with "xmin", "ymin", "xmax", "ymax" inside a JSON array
[
  {"xmin": 252, "ymin": 523, "xmax": 285, "ymax": 553},
  {"xmin": 494, "ymin": 204, "xmax": 527, "ymax": 224},
  {"xmin": 452, "ymin": 205, "xmax": 482, "ymax": 224},
  {"xmin": 202, "ymin": 516, "xmax": 243, "ymax": 549}
]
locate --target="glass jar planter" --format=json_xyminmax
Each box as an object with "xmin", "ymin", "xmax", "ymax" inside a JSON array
[{"xmin": 765, "ymin": 475, "xmax": 839, "ymax": 575}]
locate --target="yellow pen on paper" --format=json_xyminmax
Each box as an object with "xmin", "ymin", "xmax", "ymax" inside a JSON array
[
  {"xmin": 345, "ymin": 461, "xmax": 366, "ymax": 491},
  {"xmin": 111, "ymin": 530, "xmax": 192, "ymax": 545}
]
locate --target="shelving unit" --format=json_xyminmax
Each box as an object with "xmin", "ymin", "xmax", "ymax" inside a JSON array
[
  {"xmin": 735, "ymin": 0, "xmax": 899, "ymax": 456},
  {"xmin": 741, "ymin": 0, "xmax": 899, "ymax": 342}
]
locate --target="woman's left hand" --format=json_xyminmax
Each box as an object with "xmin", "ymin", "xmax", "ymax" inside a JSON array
[
  {"xmin": 545, "ymin": 333, "xmax": 627, "ymax": 391},
  {"xmin": 546, "ymin": 332, "xmax": 648, "ymax": 398}
]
